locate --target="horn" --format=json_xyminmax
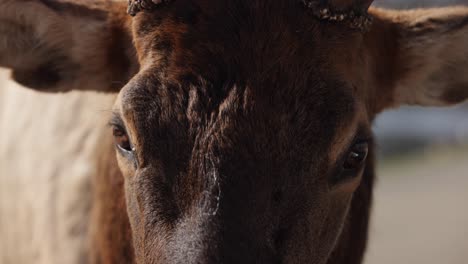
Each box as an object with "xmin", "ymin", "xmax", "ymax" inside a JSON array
[
  {"xmin": 302, "ymin": 0, "xmax": 374, "ymax": 32},
  {"xmin": 127, "ymin": 0, "xmax": 172, "ymax": 16}
]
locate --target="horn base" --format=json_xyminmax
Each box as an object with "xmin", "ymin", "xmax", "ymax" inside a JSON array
[
  {"xmin": 126, "ymin": 0, "xmax": 372, "ymax": 32},
  {"xmin": 302, "ymin": 0, "xmax": 373, "ymax": 32},
  {"xmin": 127, "ymin": 0, "xmax": 171, "ymax": 16}
]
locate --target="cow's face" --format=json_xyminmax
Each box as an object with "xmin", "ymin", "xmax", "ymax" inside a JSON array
[
  {"xmin": 2, "ymin": 0, "xmax": 468, "ymax": 263},
  {"xmin": 111, "ymin": 1, "xmax": 373, "ymax": 263}
]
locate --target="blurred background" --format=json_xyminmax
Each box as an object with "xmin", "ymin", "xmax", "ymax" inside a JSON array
[{"xmin": 365, "ymin": 1, "xmax": 468, "ymax": 264}]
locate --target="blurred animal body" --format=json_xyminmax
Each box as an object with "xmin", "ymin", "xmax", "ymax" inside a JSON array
[{"xmin": 0, "ymin": 0, "xmax": 467, "ymax": 263}]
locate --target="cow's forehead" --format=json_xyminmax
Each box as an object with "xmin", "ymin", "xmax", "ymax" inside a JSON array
[
  {"xmin": 131, "ymin": 0, "xmax": 364, "ymax": 68},
  {"xmin": 119, "ymin": 72, "xmax": 359, "ymax": 171},
  {"xmin": 121, "ymin": 0, "xmax": 367, "ymax": 161},
  {"xmin": 131, "ymin": 3, "xmax": 365, "ymax": 91}
]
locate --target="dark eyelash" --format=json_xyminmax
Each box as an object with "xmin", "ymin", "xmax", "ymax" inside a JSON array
[
  {"xmin": 353, "ymin": 136, "xmax": 373, "ymax": 146},
  {"xmin": 350, "ymin": 125, "xmax": 373, "ymax": 146},
  {"xmin": 108, "ymin": 112, "xmax": 126, "ymax": 129}
]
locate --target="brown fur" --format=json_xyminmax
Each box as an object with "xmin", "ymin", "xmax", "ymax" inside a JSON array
[{"xmin": 1, "ymin": 1, "xmax": 468, "ymax": 264}]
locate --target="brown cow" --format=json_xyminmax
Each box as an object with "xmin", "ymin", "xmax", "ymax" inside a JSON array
[{"xmin": 0, "ymin": 0, "xmax": 467, "ymax": 263}]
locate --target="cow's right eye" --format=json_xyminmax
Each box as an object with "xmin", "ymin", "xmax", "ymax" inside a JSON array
[{"xmin": 112, "ymin": 125, "xmax": 134, "ymax": 153}]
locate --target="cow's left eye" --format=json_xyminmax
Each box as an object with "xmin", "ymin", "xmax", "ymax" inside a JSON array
[
  {"xmin": 112, "ymin": 125, "xmax": 134, "ymax": 153},
  {"xmin": 343, "ymin": 142, "xmax": 368, "ymax": 170}
]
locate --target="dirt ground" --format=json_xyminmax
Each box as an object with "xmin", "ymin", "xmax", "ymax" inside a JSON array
[{"xmin": 364, "ymin": 147, "xmax": 468, "ymax": 264}]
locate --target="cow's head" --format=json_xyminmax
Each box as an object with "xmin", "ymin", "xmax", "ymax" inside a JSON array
[{"xmin": 1, "ymin": 0, "xmax": 467, "ymax": 263}]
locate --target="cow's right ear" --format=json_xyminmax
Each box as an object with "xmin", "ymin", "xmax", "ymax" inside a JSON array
[{"xmin": 0, "ymin": 0, "xmax": 138, "ymax": 93}]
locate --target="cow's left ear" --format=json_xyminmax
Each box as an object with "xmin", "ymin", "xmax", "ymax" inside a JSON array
[
  {"xmin": 0, "ymin": 0, "xmax": 138, "ymax": 93},
  {"xmin": 366, "ymin": 6, "xmax": 468, "ymax": 112}
]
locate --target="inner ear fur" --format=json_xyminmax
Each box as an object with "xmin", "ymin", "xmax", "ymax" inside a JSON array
[
  {"xmin": 366, "ymin": 6, "xmax": 468, "ymax": 112},
  {"xmin": 0, "ymin": 0, "xmax": 138, "ymax": 92}
]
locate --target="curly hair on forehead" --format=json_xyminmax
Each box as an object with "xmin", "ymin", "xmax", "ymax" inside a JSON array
[
  {"xmin": 127, "ymin": 0, "xmax": 373, "ymax": 32},
  {"xmin": 302, "ymin": 0, "xmax": 373, "ymax": 32},
  {"xmin": 127, "ymin": 0, "xmax": 171, "ymax": 16}
]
